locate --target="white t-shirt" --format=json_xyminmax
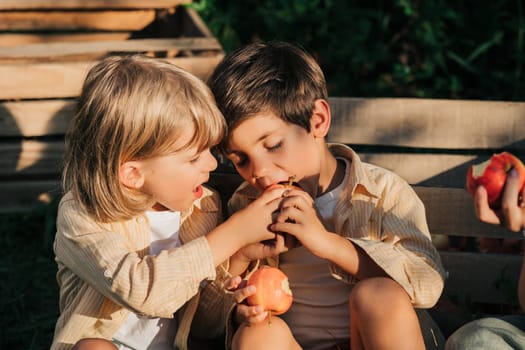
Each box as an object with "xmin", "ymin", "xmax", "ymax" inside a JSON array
[
  {"xmin": 112, "ymin": 210, "xmax": 181, "ymax": 350},
  {"xmin": 279, "ymin": 158, "xmax": 352, "ymax": 350}
]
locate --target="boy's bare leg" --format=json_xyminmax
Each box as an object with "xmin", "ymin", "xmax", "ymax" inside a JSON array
[
  {"xmin": 349, "ymin": 277, "xmax": 425, "ymax": 350},
  {"xmin": 232, "ymin": 316, "xmax": 301, "ymax": 350},
  {"xmin": 72, "ymin": 338, "xmax": 118, "ymax": 350}
]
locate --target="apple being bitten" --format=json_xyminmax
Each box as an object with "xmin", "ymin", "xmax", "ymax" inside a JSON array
[
  {"xmin": 246, "ymin": 266, "xmax": 293, "ymax": 321},
  {"xmin": 465, "ymin": 152, "xmax": 525, "ymax": 208}
]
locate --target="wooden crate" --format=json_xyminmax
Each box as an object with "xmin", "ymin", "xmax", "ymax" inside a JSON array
[{"xmin": 0, "ymin": 0, "xmax": 224, "ymax": 212}]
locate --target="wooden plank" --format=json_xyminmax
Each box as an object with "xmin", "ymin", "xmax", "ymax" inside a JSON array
[
  {"xmin": 0, "ymin": 32, "xmax": 133, "ymax": 47},
  {"xmin": 358, "ymin": 152, "xmax": 477, "ymax": 188},
  {"xmin": 0, "ymin": 55, "xmax": 224, "ymax": 99},
  {"xmin": 414, "ymin": 186, "xmax": 517, "ymax": 239},
  {"xmin": 327, "ymin": 97, "xmax": 525, "ymax": 150},
  {"xmin": 0, "ymin": 180, "xmax": 60, "ymax": 213},
  {"xmin": 0, "ymin": 0, "xmax": 190, "ymax": 10},
  {"xmin": 0, "ymin": 38, "xmax": 221, "ymax": 59},
  {"xmin": 440, "ymin": 251, "xmax": 521, "ymax": 305},
  {"xmin": 0, "ymin": 10, "xmax": 156, "ymax": 31},
  {"xmin": 0, "ymin": 140, "xmax": 64, "ymax": 177},
  {"xmin": 0, "ymin": 100, "xmax": 74, "ymax": 137}
]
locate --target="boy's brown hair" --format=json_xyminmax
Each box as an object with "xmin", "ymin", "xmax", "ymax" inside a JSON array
[
  {"xmin": 63, "ymin": 55, "xmax": 225, "ymax": 222},
  {"xmin": 208, "ymin": 41, "xmax": 328, "ymax": 153}
]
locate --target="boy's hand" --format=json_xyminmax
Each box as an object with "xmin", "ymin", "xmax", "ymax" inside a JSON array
[
  {"xmin": 474, "ymin": 168, "xmax": 525, "ymax": 233},
  {"xmin": 225, "ymin": 276, "xmax": 268, "ymax": 325},
  {"xmin": 229, "ymin": 186, "xmax": 288, "ymax": 246},
  {"xmin": 271, "ymin": 189, "xmax": 332, "ymax": 258}
]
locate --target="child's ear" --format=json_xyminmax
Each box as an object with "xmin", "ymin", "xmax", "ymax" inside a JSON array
[
  {"xmin": 310, "ymin": 99, "xmax": 331, "ymax": 138},
  {"xmin": 119, "ymin": 161, "xmax": 145, "ymax": 189}
]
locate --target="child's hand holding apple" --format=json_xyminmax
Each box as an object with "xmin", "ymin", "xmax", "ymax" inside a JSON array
[
  {"xmin": 227, "ymin": 266, "xmax": 293, "ymax": 326},
  {"xmin": 466, "ymin": 152, "xmax": 525, "ymax": 233}
]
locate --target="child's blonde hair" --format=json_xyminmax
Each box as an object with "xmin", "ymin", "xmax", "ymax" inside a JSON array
[{"xmin": 63, "ymin": 55, "xmax": 225, "ymax": 222}]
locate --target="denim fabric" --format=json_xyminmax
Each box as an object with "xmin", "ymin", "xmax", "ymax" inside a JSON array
[{"xmin": 445, "ymin": 315, "xmax": 525, "ymax": 350}]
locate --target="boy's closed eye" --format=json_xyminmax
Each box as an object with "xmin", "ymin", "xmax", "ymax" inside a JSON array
[
  {"xmin": 266, "ymin": 141, "xmax": 282, "ymax": 152},
  {"xmin": 227, "ymin": 152, "xmax": 248, "ymax": 168}
]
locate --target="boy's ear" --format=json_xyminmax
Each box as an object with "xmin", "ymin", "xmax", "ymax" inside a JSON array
[
  {"xmin": 310, "ymin": 99, "xmax": 331, "ymax": 138},
  {"xmin": 119, "ymin": 161, "xmax": 145, "ymax": 189}
]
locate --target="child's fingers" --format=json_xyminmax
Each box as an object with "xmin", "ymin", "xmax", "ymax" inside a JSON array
[
  {"xmin": 474, "ymin": 186, "xmax": 500, "ymax": 225},
  {"xmin": 501, "ymin": 169, "xmax": 525, "ymax": 232},
  {"xmin": 233, "ymin": 284, "xmax": 256, "ymax": 304},
  {"xmin": 235, "ymin": 304, "xmax": 268, "ymax": 324},
  {"xmin": 225, "ymin": 275, "xmax": 243, "ymax": 291},
  {"xmin": 283, "ymin": 188, "xmax": 314, "ymax": 206}
]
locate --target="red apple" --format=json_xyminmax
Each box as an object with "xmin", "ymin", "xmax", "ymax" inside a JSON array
[
  {"xmin": 466, "ymin": 152, "xmax": 525, "ymax": 208},
  {"xmin": 246, "ymin": 266, "xmax": 293, "ymax": 317}
]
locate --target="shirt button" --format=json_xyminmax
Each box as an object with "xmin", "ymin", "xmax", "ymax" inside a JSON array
[{"xmin": 104, "ymin": 269, "xmax": 112, "ymax": 278}]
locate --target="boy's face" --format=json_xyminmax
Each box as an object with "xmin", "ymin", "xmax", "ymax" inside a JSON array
[
  {"xmin": 226, "ymin": 112, "xmax": 322, "ymax": 194},
  {"xmin": 138, "ymin": 129, "xmax": 218, "ymax": 211}
]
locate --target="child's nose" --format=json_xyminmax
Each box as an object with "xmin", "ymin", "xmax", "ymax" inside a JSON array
[{"xmin": 205, "ymin": 150, "xmax": 218, "ymax": 171}]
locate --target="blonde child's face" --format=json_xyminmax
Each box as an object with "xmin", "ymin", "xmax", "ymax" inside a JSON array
[
  {"xmin": 226, "ymin": 112, "xmax": 321, "ymax": 194},
  {"xmin": 138, "ymin": 129, "xmax": 218, "ymax": 211}
]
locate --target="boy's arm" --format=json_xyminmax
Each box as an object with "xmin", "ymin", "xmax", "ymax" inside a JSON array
[{"xmin": 332, "ymin": 177, "xmax": 446, "ymax": 308}]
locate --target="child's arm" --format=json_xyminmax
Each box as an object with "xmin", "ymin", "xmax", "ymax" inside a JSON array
[{"xmin": 55, "ymin": 188, "xmax": 285, "ymax": 319}]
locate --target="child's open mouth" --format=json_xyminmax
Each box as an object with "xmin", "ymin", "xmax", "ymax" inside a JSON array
[{"xmin": 193, "ymin": 185, "xmax": 203, "ymax": 199}]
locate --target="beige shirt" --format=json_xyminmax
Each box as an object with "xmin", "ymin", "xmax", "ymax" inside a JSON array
[
  {"xmin": 228, "ymin": 144, "xmax": 446, "ymax": 308},
  {"xmin": 51, "ymin": 186, "xmax": 233, "ymax": 350}
]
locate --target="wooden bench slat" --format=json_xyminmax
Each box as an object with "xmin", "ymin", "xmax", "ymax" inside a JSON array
[
  {"xmin": 0, "ymin": 0, "xmax": 190, "ymax": 10},
  {"xmin": 328, "ymin": 97, "xmax": 525, "ymax": 150},
  {"xmin": 0, "ymin": 32, "xmax": 133, "ymax": 47},
  {"xmin": 0, "ymin": 37, "xmax": 221, "ymax": 59},
  {"xmin": 0, "ymin": 140, "xmax": 64, "ymax": 177},
  {"xmin": 414, "ymin": 186, "xmax": 516, "ymax": 239},
  {"xmin": 0, "ymin": 55, "xmax": 223, "ymax": 99},
  {"xmin": 0, "ymin": 10, "xmax": 158, "ymax": 32},
  {"xmin": 0, "ymin": 100, "xmax": 74, "ymax": 137}
]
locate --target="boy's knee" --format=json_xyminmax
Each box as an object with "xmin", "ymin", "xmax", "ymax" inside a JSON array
[
  {"xmin": 72, "ymin": 338, "xmax": 118, "ymax": 350},
  {"xmin": 349, "ymin": 277, "xmax": 410, "ymax": 313},
  {"xmin": 233, "ymin": 317, "xmax": 298, "ymax": 350}
]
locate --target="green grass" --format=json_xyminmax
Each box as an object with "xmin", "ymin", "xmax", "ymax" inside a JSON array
[{"xmin": 0, "ymin": 200, "xmax": 59, "ymax": 350}]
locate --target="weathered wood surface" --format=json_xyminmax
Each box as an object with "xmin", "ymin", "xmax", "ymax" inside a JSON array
[
  {"xmin": 0, "ymin": 55, "xmax": 223, "ymax": 99},
  {"xmin": 0, "ymin": 10, "xmax": 157, "ymax": 31},
  {"xmin": 0, "ymin": 0, "xmax": 191, "ymax": 10},
  {"xmin": 328, "ymin": 97, "xmax": 525, "ymax": 150}
]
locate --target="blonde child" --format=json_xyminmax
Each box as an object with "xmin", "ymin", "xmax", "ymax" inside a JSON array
[
  {"xmin": 209, "ymin": 41, "xmax": 447, "ymax": 350},
  {"xmin": 51, "ymin": 55, "xmax": 287, "ymax": 350}
]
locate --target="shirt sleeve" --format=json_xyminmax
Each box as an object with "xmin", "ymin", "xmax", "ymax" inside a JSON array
[
  {"xmin": 55, "ymin": 196, "xmax": 217, "ymax": 318},
  {"xmin": 332, "ymin": 173, "xmax": 446, "ymax": 308}
]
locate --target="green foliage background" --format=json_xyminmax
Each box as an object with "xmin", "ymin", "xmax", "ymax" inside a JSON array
[
  {"xmin": 2, "ymin": 1, "xmax": 525, "ymax": 349},
  {"xmin": 193, "ymin": 0, "xmax": 525, "ymax": 101}
]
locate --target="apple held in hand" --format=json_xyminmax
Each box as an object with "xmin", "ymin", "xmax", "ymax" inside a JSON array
[
  {"xmin": 262, "ymin": 176, "xmax": 302, "ymax": 248},
  {"xmin": 246, "ymin": 266, "xmax": 293, "ymax": 318},
  {"xmin": 466, "ymin": 152, "xmax": 525, "ymax": 208}
]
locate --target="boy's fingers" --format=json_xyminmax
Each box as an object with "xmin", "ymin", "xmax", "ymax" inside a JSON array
[{"xmin": 474, "ymin": 186, "xmax": 500, "ymax": 225}]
